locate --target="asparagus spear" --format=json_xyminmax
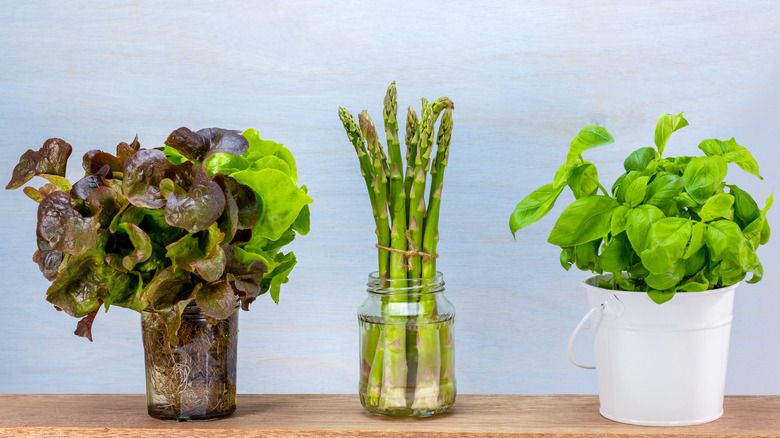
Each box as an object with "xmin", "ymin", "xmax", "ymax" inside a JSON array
[
  {"xmin": 413, "ymin": 108, "xmax": 453, "ymax": 410},
  {"xmin": 384, "ymin": 83, "xmax": 408, "ymax": 280},
  {"xmin": 379, "ymin": 85, "xmax": 410, "ymax": 408},
  {"xmin": 359, "ymin": 111, "xmax": 390, "ymax": 281},
  {"xmin": 439, "ymin": 323, "xmax": 455, "ymax": 406},
  {"xmin": 339, "ymin": 108, "xmax": 377, "ymax": 218},
  {"xmin": 404, "ymin": 108, "xmax": 419, "ymax": 214},
  {"xmin": 365, "ymin": 331, "xmax": 384, "ymax": 406},
  {"xmin": 407, "ymin": 98, "xmax": 454, "ymax": 279}
]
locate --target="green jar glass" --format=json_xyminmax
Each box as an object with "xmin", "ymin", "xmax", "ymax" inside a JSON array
[
  {"xmin": 358, "ymin": 272, "xmax": 456, "ymax": 417},
  {"xmin": 141, "ymin": 301, "xmax": 238, "ymax": 421}
]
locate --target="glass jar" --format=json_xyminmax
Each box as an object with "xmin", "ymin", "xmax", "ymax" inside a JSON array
[
  {"xmin": 358, "ymin": 272, "xmax": 456, "ymax": 417},
  {"xmin": 141, "ymin": 301, "xmax": 238, "ymax": 421}
]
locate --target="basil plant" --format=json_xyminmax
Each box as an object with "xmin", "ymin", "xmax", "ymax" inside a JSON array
[
  {"xmin": 510, "ymin": 113, "xmax": 771, "ymax": 304},
  {"xmin": 7, "ymin": 128, "xmax": 312, "ymax": 342}
]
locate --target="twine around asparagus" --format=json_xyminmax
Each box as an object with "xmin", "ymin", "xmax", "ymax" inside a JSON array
[{"xmin": 376, "ymin": 229, "xmax": 438, "ymax": 271}]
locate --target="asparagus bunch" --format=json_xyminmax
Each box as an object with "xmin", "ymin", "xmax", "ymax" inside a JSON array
[{"xmin": 339, "ymin": 82, "xmax": 454, "ymax": 413}]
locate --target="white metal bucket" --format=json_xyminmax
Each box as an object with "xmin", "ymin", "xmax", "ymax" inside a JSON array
[{"xmin": 568, "ymin": 275, "xmax": 737, "ymax": 426}]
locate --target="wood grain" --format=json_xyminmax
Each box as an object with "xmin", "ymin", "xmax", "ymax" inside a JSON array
[{"xmin": 0, "ymin": 394, "xmax": 778, "ymax": 437}]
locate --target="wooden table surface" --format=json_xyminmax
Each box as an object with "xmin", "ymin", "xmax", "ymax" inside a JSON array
[{"xmin": 0, "ymin": 394, "xmax": 778, "ymax": 437}]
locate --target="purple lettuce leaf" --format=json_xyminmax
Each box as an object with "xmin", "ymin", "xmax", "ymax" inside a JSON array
[
  {"xmin": 213, "ymin": 175, "xmax": 239, "ymax": 244},
  {"xmin": 235, "ymin": 182, "xmax": 259, "ymax": 230},
  {"xmin": 117, "ymin": 135, "xmax": 141, "ymax": 160},
  {"xmin": 7, "ymin": 138, "xmax": 72, "ymax": 190},
  {"xmin": 71, "ymin": 165, "xmax": 110, "ymax": 200},
  {"xmin": 164, "ymin": 127, "xmax": 248, "ymax": 163},
  {"xmin": 195, "ymin": 280, "xmax": 237, "ymax": 319},
  {"xmin": 223, "ymin": 245, "xmax": 267, "ymax": 310},
  {"xmin": 140, "ymin": 266, "xmax": 195, "ymax": 344},
  {"xmin": 74, "ymin": 301, "xmax": 101, "ymax": 342},
  {"xmin": 86, "ymin": 185, "xmax": 122, "ymax": 229},
  {"xmin": 82, "ymin": 136, "xmax": 141, "ymax": 176},
  {"xmin": 163, "ymin": 168, "xmax": 225, "ymax": 233},
  {"xmin": 37, "ymin": 191, "xmax": 100, "ymax": 256},
  {"xmin": 33, "ymin": 235, "xmax": 66, "ymax": 281},
  {"xmin": 166, "ymin": 161, "xmax": 197, "ymax": 189},
  {"xmin": 82, "ymin": 151, "xmax": 123, "ymax": 176},
  {"xmin": 122, "ymin": 149, "xmax": 172, "ymax": 208}
]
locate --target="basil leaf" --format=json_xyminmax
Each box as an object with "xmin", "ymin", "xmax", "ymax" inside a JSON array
[
  {"xmin": 566, "ymin": 125, "xmax": 614, "ymax": 163},
  {"xmin": 625, "ymin": 204, "xmax": 666, "ymax": 254},
  {"xmin": 610, "ymin": 204, "xmax": 631, "ymax": 236},
  {"xmin": 548, "ymin": 196, "xmax": 618, "ymax": 246},
  {"xmin": 644, "ymin": 174, "xmax": 684, "ymax": 207},
  {"xmin": 645, "ymin": 263, "xmax": 686, "ymax": 291},
  {"xmin": 682, "ymin": 156, "xmax": 728, "ymax": 204},
  {"xmin": 699, "ymin": 193, "xmax": 734, "ymax": 222},
  {"xmin": 639, "ymin": 218, "xmax": 692, "ymax": 275},
  {"xmin": 624, "ymin": 147, "xmax": 657, "ymax": 172},
  {"xmin": 705, "ymin": 220, "xmax": 757, "ymax": 272},
  {"xmin": 673, "ymin": 192, "xmax": 699, "ymax": 208},
  {"xmin": 611, "ymin": 172, "xmax": 627, "ymax": 196},
  {"xmin": 727, "ymin": 184, "xmax": 760, "ymax": 228},
  {"xmin": 654, "ymin": 112, "xmax": 688, "ymax": 157},
  {"xmin": 574, "ymin": 239, "xmax": 602, "ymax": 272},
  {"xmin": 560, "ymin": 247, "xmax": 574, "ymax": 271},
  {"xmin": 647, "ymin": 289, "xmax": 676, "ymax": 304},
  {"xmin": 625, "ymin": 176, "xmax": 649, "ymax": 208},
  {"xmin": 615, "ymin": 171, "xmax": 640, "ymax": 205},
  {"xmin": 509, "ymin": 183, "xmax": 565, "ymax": 236},
  {"xmin": 699, "ymin": 138, "xmax": 762, "ymax": 180},
  {"xmin": 684, "ymin": 222, "xmax": 706, "ymax": 259},
  {"xmin": 599, "ymin": 233, "xmax": 631, "ymax": 273},
  {"xmin": 553, "ymin": 163, "xmax": 570, "ymax": 189},
  {"xmin": 568, "ymin": 163, "xmax": 600, "ymax": 198}
]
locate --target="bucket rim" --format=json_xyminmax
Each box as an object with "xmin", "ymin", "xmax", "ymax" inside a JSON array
[{"xmin": 582, "ymin": 273, "xmax": 739, "ymax": 297}]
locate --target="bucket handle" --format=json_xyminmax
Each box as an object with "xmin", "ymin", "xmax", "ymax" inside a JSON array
[{"xmin": 567, "ymin": 305, "xmax": 601, "ymax": 370}]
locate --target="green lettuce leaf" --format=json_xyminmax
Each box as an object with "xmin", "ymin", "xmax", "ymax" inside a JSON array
[
  {"xmin": 231, "ymin": 168, "xmax": 313, "ymax": 241},
  {"xmin": 164, "ymin": 223, "xmax": 226, "ymax": 282}
]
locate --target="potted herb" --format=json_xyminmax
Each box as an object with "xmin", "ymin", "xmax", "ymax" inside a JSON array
[
  {"xmin": 6, "ymin": 127, "xmax": 312, "ymax": 421},
  {"xmin": 338, "ymin": 82, "xmax": 456, "ymax": 417},
  {"xmin": 509, "ymin": 113, "xmax": 771, "ymax": 426}
]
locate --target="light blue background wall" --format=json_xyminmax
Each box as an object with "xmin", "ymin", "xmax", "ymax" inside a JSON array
[{"xmin": 1, "ymin": 1, "xmax": 778, "ymax": 395}]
